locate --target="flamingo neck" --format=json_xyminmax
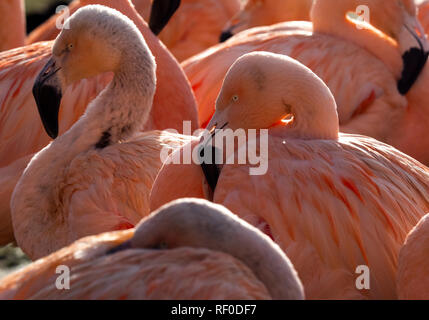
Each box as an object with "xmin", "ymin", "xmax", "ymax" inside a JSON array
[
  {"xmin": 311, "ymin": 2, "xmax": 402, "ymax": 79},
  {"xmin": 11, "ymin": 46, "xmax": 155, "ymax": 259},
  {"xmin": 0, "ymin": 0, "xmax": 26, "ymax": 51}
]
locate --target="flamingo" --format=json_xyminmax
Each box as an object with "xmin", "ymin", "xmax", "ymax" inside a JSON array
[
  {"xmin": 150, "ymin": 52, "xmax": 429, "ymax": 299},
  {"xmin": 182, "ymin": 0, "xmax": 429, "ymax": 165},
  {"xmin": 0, "ymin": 199, "xmax": 304, "ymax": 300},
  {"xmin": 0, "ymin": 0, "xmax": 26, "ymax": 52},
  {"xmin": 0, "ymin": 154, "xmax": 32, "ymax": 245},
  {"xmin": 396, "ymin": 213, "xmax": 429, "ymax": 299},
  {"xmin": 9, "ymin": 5, "xmax": 194, "ymax": 260},
  {"xmin": 28, "ymin": 0, "xmax": 242, "ymax": 62},
  {"xmin": 220, "ymin": 0, "xmax": 312, "ymax": 42},
  {"xmin": 418, "ymin": 0, "xmax": 429, "ymax": 34},
  {"xmin": 0, "ymin": 0, "xmax": 198, "ymax": 246}
]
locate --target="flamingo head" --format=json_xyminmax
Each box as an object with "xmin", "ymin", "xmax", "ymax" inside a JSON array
[
  {"xmin": 32, "ymin": 5, "xmax": 155, "ymax": 139},
  {"xmin": 207, "ymin": 52, "xmax": 339, "ymax": 140}
]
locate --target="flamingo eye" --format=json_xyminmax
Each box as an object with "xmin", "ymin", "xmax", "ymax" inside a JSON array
[
  {"xmin": 232, "ymin": 95, "xmax": 239, "ymax": 102},
  {"xmin": 68, "ymin": 43, "xmax": 74, "ymax": 50}
]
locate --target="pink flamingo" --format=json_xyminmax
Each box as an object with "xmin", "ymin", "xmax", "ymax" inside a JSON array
[
  {"xmin": 150, "ymin": 52, "xmax": 429, "ymax": 299},
  {"xmin": 418, "ymin": 0, "xmax": 429, "ymax": 34},
  {"xmin": 0, "ymin": 0, "xmax": 26, "ymax": 52},
  {"xmin": 0, "ymin": 199, "xmax": 304, "ymax": 300},
  {"xmin": 9, "ymin": 5, "xmax": 193, "ymax": 259},
  {"xmin": 182, "ymin": 0, "xmax": 429, "ymax": 165},
  {"xmin": 0, "ymin": 0, "xmax": 198, "ymax": 246}
]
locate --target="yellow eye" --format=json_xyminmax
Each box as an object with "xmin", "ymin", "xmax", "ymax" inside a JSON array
[
  {"xmin": 232, "ymin": 95, "xmax": 239, "ymax": 102},
  {"xmin": 68, "ymin": 43, "xmax": 74, "ymax": 50}
]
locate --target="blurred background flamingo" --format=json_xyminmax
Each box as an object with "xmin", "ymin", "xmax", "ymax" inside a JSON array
[
  {"xmin": 220, "ymin": 0, "xmax": 312, "ymax": 42},
  {"xmin": 0, "ymin": 0, "xmax": 428, "ymax": 300},
  {"xmin": 418, "ymin": 0, "xmax": 429, "ymax": 34},
  {"xmin": 0, "ymin": 0, "xmax": 26, "ymax": 52},
  {"xmin": 28, "ymin": 0, "xmax": 242, "ymax": 62}
]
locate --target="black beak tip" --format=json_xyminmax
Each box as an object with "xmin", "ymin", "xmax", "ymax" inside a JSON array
[
  {"xmin": 219, "ymin": 30, "xmax": 233, "ymax": 43},
  {"xmin": 45, "ymin": 126, "xmax": 59, "ymax": 140}
]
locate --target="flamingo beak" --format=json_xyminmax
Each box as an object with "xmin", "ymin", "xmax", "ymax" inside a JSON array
[
  {"xmin": 149, "ymin": 0, "xmax": 181, "ymax": 36},
  {"xmin": 33, "ymin": 57, "xmax": 63, "ymax": 139},
  {"xmin": 219, "ymin": 17, "xmax": 244, "ymax": 43},
  {"xmin": 397, "ymin": 15, "xmax": 429, "ymax": 94}
]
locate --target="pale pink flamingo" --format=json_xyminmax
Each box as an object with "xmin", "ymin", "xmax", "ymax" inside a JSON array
[
  {"xmin": 0, "ymin": 0, "xmax": 26, "ymax": 52},
  {"xmin": 150, "ymin": 52, "xmax": 429, "ymax": 299},
  {"xmin": 0, "ymin": 0, "xmax": 198, "ymax": 246},
  {"xmin": 28, "ymin": 0, "xmax": 242, "ymax": 62},
  {"xmin": 182, "ymin": 0, "xmax": 429, "ymax": 165},
  {"xmin": 220, "ymin": 0, "xmax": 312, "ymax": 42},
  {"xmin": 10, "ymin": 5, "xmax": 193, "ymax": 260},
  {"xmin": 397, "ymin": 213, "xmax": 429, "ymax": 299},
  {"xmin": 151, "ymin": 0, "xmax": 241, "ymax": 62},
  {"xmin": 0, "ymin": 199, "xmax": 304, "ymax": 300}
]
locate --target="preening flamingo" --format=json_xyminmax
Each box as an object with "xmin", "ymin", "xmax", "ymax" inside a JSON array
[
  {"xmin": 151, "ymin": 52, "xmax": 429, "ymax": 299},
  {"xmin": 10, "ymin": 5, "xmax": 193, "ymax": 260},
  {"xmin": 183, "ymin": 0, "xmax": 429, "ymax": 165},
  {"xmin": 0, "ymin": 0, "xmax": 26, "ymax": 52},
  {"xmin": 396, "ymin": 213, "xmax": 429, "ymax": 299},
  {"xmin": 0, "ymin": 0, "xmax": 198, "ymax": 246},
  {"xmin": 220, "ymin": 0, "xmax": 312, "ymax": 42},
  {"xmin": 0, "ymin": 199, "xmax": 304, "ymax": 300},
  {"xmin": 28, "ymin": 0, "xmax": 242, "ymax": 62}
]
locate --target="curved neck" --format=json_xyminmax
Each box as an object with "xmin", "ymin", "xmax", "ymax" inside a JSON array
[
  {"xmin": 311, "ymin": 0, "xmax": 402, "ymax": 78},
  {"xmin": 11, "ymin": 45, "xmax": 154, "ymax": 259},
  {"xmin": 133, "ymin": 206, "xmax": 305, "ymax": 299}
]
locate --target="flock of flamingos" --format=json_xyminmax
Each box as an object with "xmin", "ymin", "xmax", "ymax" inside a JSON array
[{"xmin": 0, "ymin": 0, "xmax": 429, "ymax": 300}]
